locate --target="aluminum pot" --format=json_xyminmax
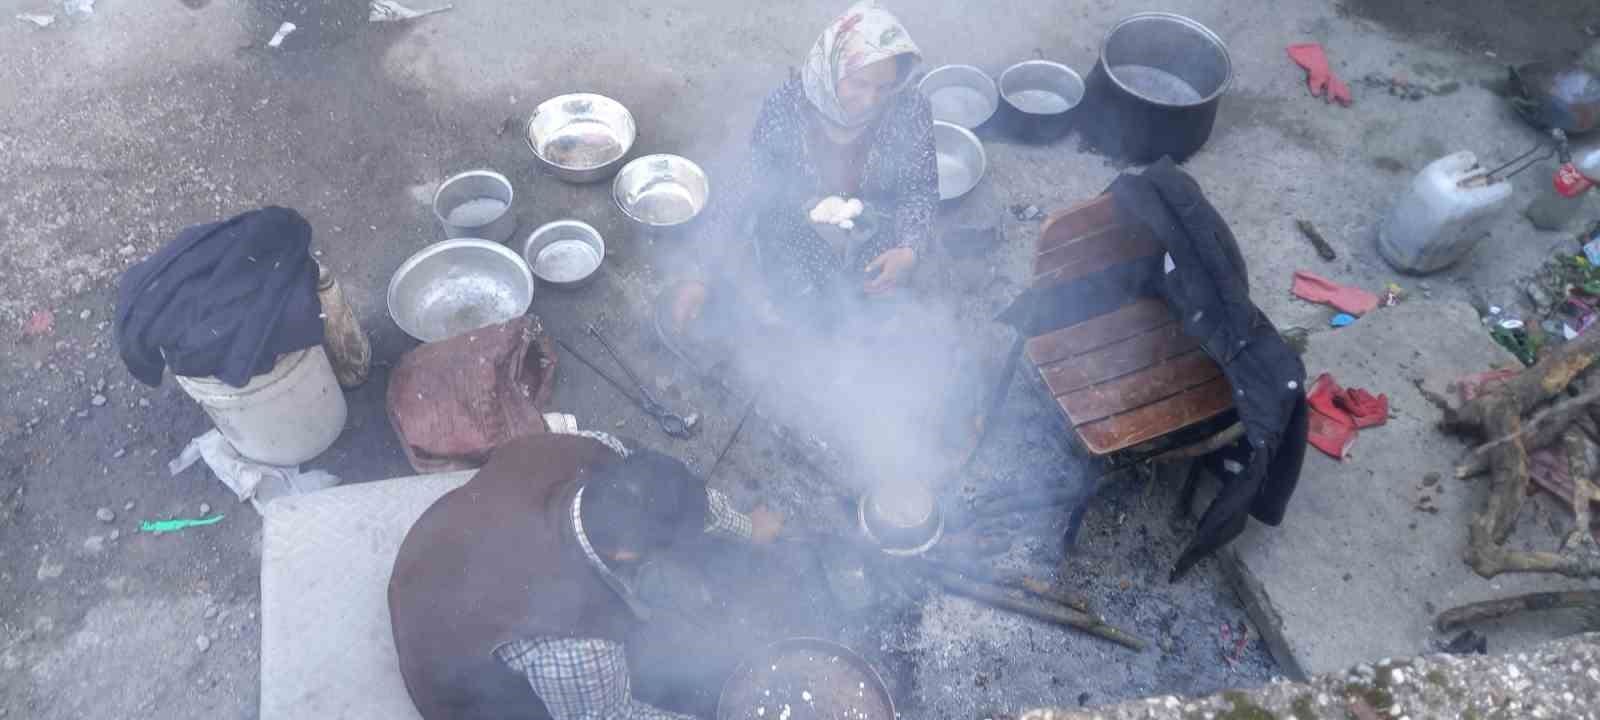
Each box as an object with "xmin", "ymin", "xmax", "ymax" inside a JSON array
[
  {"xmin": 432, "ymin": 170, "xmax": 516, "ymax": 244},
  {"xmin": 996, "ymin": 60, "xmax": 1084, "ymax": 144},
  {"xmin": 1081, "ymin": 12, "xmax": 1232, "ymax": 163}
]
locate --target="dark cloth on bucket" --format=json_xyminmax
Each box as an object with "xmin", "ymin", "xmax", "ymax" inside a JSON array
[
  {"xmin": 115, "ymin": 206, "xmax": 323, "ymax": 388},
  {"xmin": 1001, "ymin": 158, "xmax": 1307, "ymax": 581}
]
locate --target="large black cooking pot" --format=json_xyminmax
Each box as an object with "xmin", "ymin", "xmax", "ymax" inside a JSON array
[{"xmin": 1079, "ymin": 12, "xmax": 1232, "ymax": 163}]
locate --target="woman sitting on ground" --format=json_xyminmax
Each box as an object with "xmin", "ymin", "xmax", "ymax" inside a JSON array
[{"xmin": 672, "ymin": 1, "xmax": 938, "ymax": 332}]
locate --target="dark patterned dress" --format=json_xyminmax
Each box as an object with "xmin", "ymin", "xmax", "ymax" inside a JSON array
[{"xmin": 709, "ymin": 75, "xmax": 939, "ymax": 304}]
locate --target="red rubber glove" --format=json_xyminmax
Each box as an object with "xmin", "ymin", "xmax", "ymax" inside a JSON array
[{"xmin": 1287, "ymin": 43, "xmax": 1352, "ymax": 107}]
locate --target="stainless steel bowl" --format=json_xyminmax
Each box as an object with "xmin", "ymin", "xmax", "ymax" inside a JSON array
[
  {"xmin": 432, "ymin": 169, "xmax": 516, "ymax": 244},
  {"xmin": 387, "ymin": 239, "xmax": 534, "ymax": 342},
  {"xmin": 918, "ymin": 64, "xmax": 999, "ymax": 129},
  {"xmin": 526, "ymin": 93, "xmax": 637, "ymax": 184},
  {"xmin": 932, "ymin": 121, "xmax": 986, "ymax": 200},
  {"xmin": 717, "ymin": 638, "xmax": 895, "ymax": 720},
  {"xmin": 518, "ymin": 220, "xmax": 604, "ymax": 289},
  {"xmin": 612, "ymin": 154, "xmax": 710, "ymax": 227},
  {"xmin": 858, "ymin": 482, "xmax": 944, "ymax": 556}
]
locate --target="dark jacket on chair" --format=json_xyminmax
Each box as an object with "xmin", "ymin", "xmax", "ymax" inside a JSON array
[{"xmin": 1111, "ymin": 157, "xmax": 1308, "ymax": 580}]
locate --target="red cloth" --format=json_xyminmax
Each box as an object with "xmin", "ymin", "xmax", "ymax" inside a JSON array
[
  {"xmin": 1335, "ymin": 387, "xmax": 1389, "ymax": 429},
  {"xmin": 1292, "ymin": 271, "xmax": 1380, "ymax": 316},
  {"xmin": 1305, "ymin": 373, "xmax": 1387, "ymax": 458},
  {"xmin": 1287, "ymin": 43, "xmax": 1352, "ymax": 106},
  {"xmin": 1306, "ymin": 373, "xmax": 1356, "ymax": 458}
]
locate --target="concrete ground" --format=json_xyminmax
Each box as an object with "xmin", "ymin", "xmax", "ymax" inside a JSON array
[{"xmin": 1, "ymin": 0, "xmax": 1598, "ymax": 718}]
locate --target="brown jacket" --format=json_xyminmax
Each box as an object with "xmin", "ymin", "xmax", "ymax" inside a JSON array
[{"xmin": 388, "ymin": 434, "xmax": 637, "ymax": 720}]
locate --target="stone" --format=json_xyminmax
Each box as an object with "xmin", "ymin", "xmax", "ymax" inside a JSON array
[
  {"xmin": 196, "ymin": 634, "xmax": 211, "ymax": 652},
  {"xmin": 112, "ymin": 448, "xmax": 125, "ymax": 459},
  {"xmin": 204, "ymin": 605, "xmax": 218, "ymax": 620},
  {"xmin": 109, "ymin": 529, "xmax": 120, "ymax": 541},
  {"xmin": 95, "ymin": 507, "xmax": 115, "ymax": 523},
  {"xmin": 82, "ymin": 536, "xmax": 105, "ymax": 554},
  {"xmin": 137, "ymin": 398, "xmax": 151, "ymax": 408},
  {"xmin": 90, "ymin": 394, "xmax": 106, "ymax": 407},
  {"xmin": 200, "ymin": 503, "xmax": 211, "ymax": 515},
  {"xmin": 123, "ymin": 501, "xmax": 135, "ymax": 511},
  {"xmin": 79, "ymin": 309, "xmax": 91, "ymax": 321}
]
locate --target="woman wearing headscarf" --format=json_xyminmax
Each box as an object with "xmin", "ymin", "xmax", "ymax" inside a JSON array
[{"xmin": 671, "ymin": 1, "xmax": 938, "ymax": 332}]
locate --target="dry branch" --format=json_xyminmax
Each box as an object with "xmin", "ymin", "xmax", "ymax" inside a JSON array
[
  {"xmin": 1455, "ymin": 385, "xmax": 1600, "ymax": 479},
  {"xmin": 1435, "ymin": 590, "xmax": 1600, "ymax": 630}
]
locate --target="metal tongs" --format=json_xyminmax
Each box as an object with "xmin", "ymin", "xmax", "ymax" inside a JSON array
[
  {"xmin": 560, "ymin": 324, "xmax": 698, "ymax": 438},
  {"xmin": 1481, "ymin": 128, "xmax": 1570, "ymax": 184}
]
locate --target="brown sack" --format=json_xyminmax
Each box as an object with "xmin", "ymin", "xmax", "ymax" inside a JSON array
[{"xmin": 386, "ymin": 315, "xmax": 557, "ymax": 473}]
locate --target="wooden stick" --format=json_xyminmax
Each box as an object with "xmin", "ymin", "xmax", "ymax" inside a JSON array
[
  {"xmin": 1479, "ymin": 400, "xmax": 1531, "ymax": 545},
  {"xmin": 1294, "ymin": 219, "xmax": 1337, "ymax": 260},
  {"xmin": 927, "ymin": 568, "xmax": 1148, "ymax": 651},
  {"xmin": 1435, "ymin": 590, "xmax": 1600, "ymax": 630},
  {"xmin": 1147, "ymin": 423, "xmax": 1246, "ymax": 465},
  {"xmin": 1563, "ymin": 429, "xmax": 1600, "ymax": 552},
  {"xmin": 1020, "ymin": 576, "xmax": 1093, "ymax": 614}
]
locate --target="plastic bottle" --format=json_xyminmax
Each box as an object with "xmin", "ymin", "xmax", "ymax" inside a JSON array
[
  {"xmin": 316, "ymin": 262, "xmax": 371, "ymax": 389},
  {"xmin": 1377, "ymin": 151, "xmax": 1516, "ymax": 275},
  {"xmin": 1523, "ymin": 146, "xmax": 1600, "ymax": 231}
]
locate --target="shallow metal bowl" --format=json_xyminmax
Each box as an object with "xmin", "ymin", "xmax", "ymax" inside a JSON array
[
  {"xmin": 919, "ymin": 64, "xmax": 999, "ymax": 129},
  {"xmin": 717, "ymin": 638, "xmax": 895, "ymax": 720},
  {"xmin": 526, "ymin": 93, "xmax": 637, "ymax": 184},
  {"xmin": 387, "ymin": 239, "xmax": 534, "ymax": 342},
  {"xmin": 612, "ymin": 154, "xmax": 710, "ymax": 227},
  {"xmin": 932, "ymin": 121, "xmax": 986, "ymax": 200},
  {"xmin": 518, "ymin": 220, "xmax": 604, "ymax": 289}
]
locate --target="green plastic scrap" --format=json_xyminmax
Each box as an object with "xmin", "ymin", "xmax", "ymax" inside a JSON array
[{"xmin": 140, "ymin": 514, "xmax": 225, "ymax": 534}]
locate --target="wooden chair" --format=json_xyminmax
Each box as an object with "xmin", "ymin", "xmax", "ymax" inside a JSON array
[{"xmin": 1023, "ymin": 194, "xmax": 1238, "ymax": 462}]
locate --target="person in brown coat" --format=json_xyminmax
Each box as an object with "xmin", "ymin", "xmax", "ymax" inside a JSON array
[{"xmin": 388, "ymin": 431, "xmax": 782, "ymax": 720}]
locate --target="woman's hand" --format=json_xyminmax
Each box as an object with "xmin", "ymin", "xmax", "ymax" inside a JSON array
[
  {"xmin": 671, "ymin": 282, "xmax": 708, "ymax": 332},
  {"xmin": 863, "ymin": 247, "xmax": 916, "ymax": 294},
  {"xmin": 749, "ymin": 505, "xmax": 786, "ymax": 544}
]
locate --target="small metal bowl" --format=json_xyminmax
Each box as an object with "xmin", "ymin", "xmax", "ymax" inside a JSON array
[
  {"xmin": 932, "ymin": 121, "xmax": 986, "ymax": 200},
  {"xmin": 526, "ymin": 93, "xmax": 637, "ymax": 184},
  {"xmin": 858, "ymin": 482, "xmax": 944, "ymax": 556},
  {"xmin": 918, "ymin": 64, "xmax": 1000, "ymax": 129},
  {"xmin": 612, "ymin": 154, "xmax": 710, "ymax": 227},
  {"xmin": 387, "ymin": 239, "xmax": 534, "ymax": 342},
  {"xmin": 518, "ymin": 220, "xmax": 604, "ymax": 289}
]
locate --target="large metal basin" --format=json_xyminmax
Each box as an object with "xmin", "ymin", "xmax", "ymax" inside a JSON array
[{"xmin": 387, "ymin": 239, "xmax": 534, "ymax": 342}]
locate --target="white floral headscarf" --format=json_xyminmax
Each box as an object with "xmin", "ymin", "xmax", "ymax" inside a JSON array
[{"xmin": 801, "ymin": 1, "xmax": 922, "ymax": 128}]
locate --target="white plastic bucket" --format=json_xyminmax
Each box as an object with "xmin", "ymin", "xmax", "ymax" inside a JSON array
[{"xmin": 176, "ymin": 346, "xmax": 347, "ymax": 465}]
